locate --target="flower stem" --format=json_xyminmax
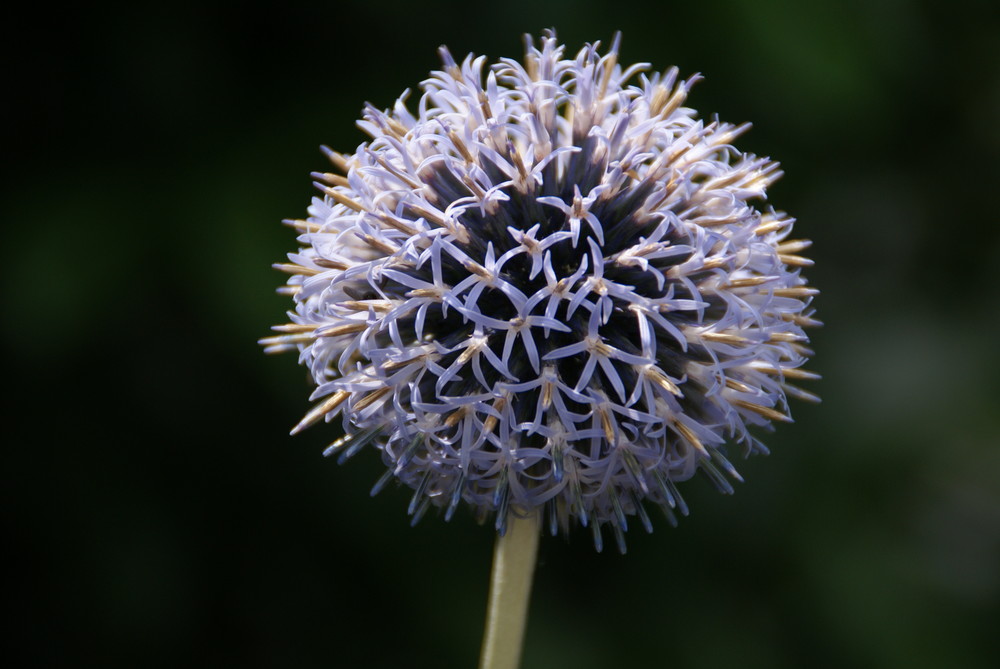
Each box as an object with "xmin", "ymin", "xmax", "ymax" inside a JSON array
[{"xmin": 478, "ymin": 512, "xmax": 541, "ymax": 669}]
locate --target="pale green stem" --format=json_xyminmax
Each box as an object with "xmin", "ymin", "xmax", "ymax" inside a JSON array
[{"xmin": 478, "ymin": 512, "xmax": 541, "ymax": 669}]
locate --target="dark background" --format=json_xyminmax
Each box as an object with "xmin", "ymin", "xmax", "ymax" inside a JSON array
[{"xmin": 5, "ymin": 1, "xmax": 999, "ymax": 667}]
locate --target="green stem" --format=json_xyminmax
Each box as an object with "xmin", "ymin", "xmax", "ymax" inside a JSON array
[{"xmin": 478, "ymin": 512, "xmax": 541, "ymax": 669}]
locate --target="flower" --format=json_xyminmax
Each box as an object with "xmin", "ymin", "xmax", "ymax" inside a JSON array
[{"xmin": 260, "ymin": 31, "xmax": 819, "ymax": 552}]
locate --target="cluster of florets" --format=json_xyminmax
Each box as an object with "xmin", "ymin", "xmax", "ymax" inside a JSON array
[{"xmin": 261, "ymin": 32, "xmax": 819, "ymax": 552}]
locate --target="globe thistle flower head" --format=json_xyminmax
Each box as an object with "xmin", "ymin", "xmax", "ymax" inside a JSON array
[{"xmin": 261, "ymin": 32, "xmax": 819, "ymax": 552}]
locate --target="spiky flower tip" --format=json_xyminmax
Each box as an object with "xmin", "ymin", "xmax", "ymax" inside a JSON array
[{"xmin": 260, "ymin": 31, "xmax": 819, "ymax": 552}]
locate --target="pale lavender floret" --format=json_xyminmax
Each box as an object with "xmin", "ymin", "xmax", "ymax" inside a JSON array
[{"xmin": 260, "ymin": 31, "xmax": 819, "ymax": 552}]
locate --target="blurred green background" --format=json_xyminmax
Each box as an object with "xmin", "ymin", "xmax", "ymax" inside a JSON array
[{"xmin": 5, "ymin": 1, "xmax": 999, "ymax": 667}]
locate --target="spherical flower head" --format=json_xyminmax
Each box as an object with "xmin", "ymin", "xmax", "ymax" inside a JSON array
[{"xmin": 261, "ymin": 32, "xmax": 819, "ymax": 552}]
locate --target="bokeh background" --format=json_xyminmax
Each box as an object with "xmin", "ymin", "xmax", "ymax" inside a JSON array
[{"xmin": 6, "ymin": 1, "xmax": 1000, "ymax": 667}]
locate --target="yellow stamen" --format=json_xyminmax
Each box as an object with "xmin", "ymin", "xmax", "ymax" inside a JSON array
[
  {"xmin": 313, "ymin": 258, "xmax": 349, "ymax": 270},
  {"xmin": 273, "ymin": 262, "xmax": 322, "ymax": 276},
  {"xmin": 290, "ymin": 391, "xmax": 350, "ymax": 436},
  {"xmin": 271, "ymin": 323, "xmax": 318, "ymax": 333},
  {"xmin": 317, "ymin": 322, "xmax": 368, "ymax": 338},
  {"xmin": 701, "ymin": 332, "xmax": 749, "ymax": 345},
  {"xmin": 778, "ymin": 254, "xmax": 814, "ymax": 267},
  {"xmin": 673, "ymin": 419, "xmax": 706, "ymax": 454},
  {"xmin": 776, "ymin": 239, "xmax": 812, "ymax": 254},
  {"xmin": 361, "ymin": 234, "xmax": 399, "ymax": 255},
  {"xmin": 772, "ymin": 287, "xmax": 819, "ymax": 298},
  {"xmin": 734, "ymin": 399, "xmax": 791, "ymax": 423},
  {"xmin": 322, "ymin": 187, "xmax": 366, "ymax": 213},
  {"xmin": 354, "ymin": 387, "xmax": 391, "ymax": 412},
  {"xmin": 282, "ymin": 218, "xmax": 321, "ymax": 233}
]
